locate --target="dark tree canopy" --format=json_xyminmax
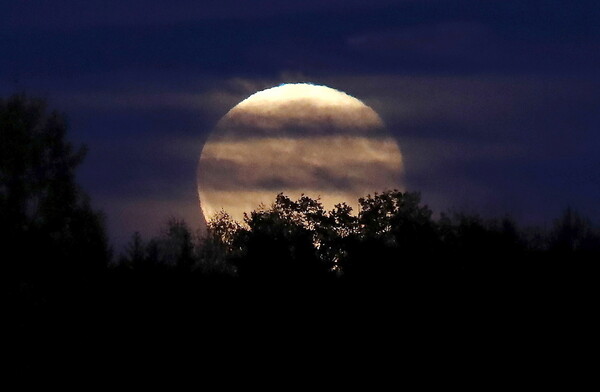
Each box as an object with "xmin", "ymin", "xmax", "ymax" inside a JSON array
[
  {"xmin": 0, "ymin": 94, "xmax": 109, "ymax": 278},
  {"xmin": 193, "ymin": 190, "xmax": 600, "ymax": 284}
]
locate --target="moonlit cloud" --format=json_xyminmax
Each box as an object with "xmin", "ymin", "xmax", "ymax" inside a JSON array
[
  {"xmin": 46, "ymin": 72, "xmax": 599, "ymax": 243},
  {"xmin": 2, "ymin": 0, "xmax": 598, "ymax": 251},
  {"xmin": 221, "ymin": 84, "xmax": 384, "ymax": 135},
  {"xmin": 199, "ymin": 137, "xmax": 402, "ymax": 191},
  {"xmin": 197, "ymin": 84, "xmax": 404, "ymax": 222}
]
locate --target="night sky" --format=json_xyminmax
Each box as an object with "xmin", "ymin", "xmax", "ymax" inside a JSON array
[{"xmin": 2, "ymin": 0, "xmax": 599, "ymax": 247}]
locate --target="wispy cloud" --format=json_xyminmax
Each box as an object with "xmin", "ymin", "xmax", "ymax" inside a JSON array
[
  {"xmin": 348, "ymin": 22, "xmax": 493, "ymax": 57},
  {"xmin": 35, "ymin": 70, "xmax": 600, "ymax": 244}
]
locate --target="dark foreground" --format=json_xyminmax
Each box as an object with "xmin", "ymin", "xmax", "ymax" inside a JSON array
[
  {"xmin": 3, "ymin": 85, "xmax": 598, "ymax": 386},
  {"xmin": 6, "ymin": 255, "xmax": 596, "ymax": 385}
]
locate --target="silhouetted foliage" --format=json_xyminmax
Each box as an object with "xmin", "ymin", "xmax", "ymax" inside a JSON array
[
  {"xmin": 2, "ymin": 95, "xmax": 113, "ymax": 377},
  {"xmin": 1, "ymin": 94, "xmax": 109, "ymax": 286},
  {"xmin": 358, "ymin": 190, "xmax": 436, "ymax": 248},
  {"xmin": 232, "ymin": 194, "xmax": 334, "ymax": 282},
  {"xmin": 119, "ymin": 218, "xmax": 205, "ymax": 273},
  {"xmin": 438, "ymin": 212, "xmax": 524, "ymax": 261},
  {"xmin": 195, "ymin": 191, "xmax": 598, "ymax": 286},
  {"xmin": 339, "ymin": 191, "xmax": 439, "ymax": 279},
  {"xmin": 6, "ymin": 99, "xmax": 597, "ymax": 381},
  {"xmin": 11, "ymin": 182, "xmax": 599, "ymax": 377}
]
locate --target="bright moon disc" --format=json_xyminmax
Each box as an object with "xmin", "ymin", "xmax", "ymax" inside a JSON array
[{"xmin": 198, "ymin": 83, "xmax": 404, "ymax": 222}]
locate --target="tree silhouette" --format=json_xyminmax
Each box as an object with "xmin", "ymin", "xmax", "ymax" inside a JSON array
[
  {"xmin": 0, "ymin": 94, "xmax": 109, "ymax": 284},
  {"xmin": 201, "ymin": 191, "xmax": 445, "ymax": 281},
  {"xmin": 549, "ymin": 208, "xmax": 599, "ymax": 253},
  {"xmin": 161, "ymin": 218, "xmax": 195, "ymax": 271},
  {"xmin": 357, "ymin": 190, "xmax": 437, "ymax": 249},
  {"xmin": 119, "ymin": 232, "xmax": 147, "ymax": 270},
  {"xmin": 199, "ymin": 210, "xmax": 242, "ymax": 275},
  {"xmin": 119, "ymin": 218, "xmax": 199, "ymax": 272},
  {"xmin": 339, "ymin": 190, "xmax": 439, "ymax": 280},
  {"xmin": 6, "ymin": 97, "xmax": 598, "ymax": 379},
  {"xmin": 113, "ymin": 189, "xmax": 599, "ymax": 292},
  {"xmin": 233, "ymin": 194, "xmax": 333, "ymax": 281}
]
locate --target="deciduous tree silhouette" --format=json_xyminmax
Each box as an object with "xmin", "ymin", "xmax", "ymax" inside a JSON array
[
  {"xmin": 232, "ymin": 194, "xmax": 333, "ymax": 281},
  {"xmin": 0, "ymin": 94, "xmax": 109, "ymax": 284},
  {"xmin": 340, "ymin": 190, "xmax": 438, "ymax": 280},
  {"xmin": 358, "ymin": 190, "xmax": 435, "ymax": 247},
  {"xmin": 199, "ymin": 210, "xmax": 241, "ymax": 275},
  {"xmin": 438, "ymin": 213, "xmax": 524, "ymax": 260},
  {"xmin": 7, "ymin": 96, "xmax": 598, "ymax": 380}
]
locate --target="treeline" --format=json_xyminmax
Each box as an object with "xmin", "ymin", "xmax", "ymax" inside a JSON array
[
  {"xmin": 2, "ymin": 93, "xmax": 598, "ymax": 293},
  {"xmin": 4, "ymin": 94, "xmax": 597, "ymax": 379},
  {"xmin": 117, "ymin": 191, "xmax": 600, "ymax": 282}
]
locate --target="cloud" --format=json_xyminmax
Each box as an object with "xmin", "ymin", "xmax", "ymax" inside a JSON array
[
  {"xmin": 49, "ymin": 74, "xmax": 283, "ymax": 120},
  {"xmin": 319, "ymin": 74, "xmax": 600, "ymax": 140},
  {"xmin": 224, "ymin": 83, "xmax": 382, "ymax": 129},
  {"xmin": 57, "ymin": 90, "xmax": 240, "ymax": 118},
  {"xmin": 196, "ymin": 84, "xmax": 404, "ymax": 221},
  {"xmin": 22, "ymin": 70, "xmax": 599, "ymax": 245},
  {"xmin": 198, "ymin": 136, "xmax": 403, "ymax": 220},
  {"xmin": 199, "ymin": 137, "xmax": 403, "ymax": 191},
  {"xmin": 123, "ymin": 72, "xmax": 599, "ymax": 225},
  {"xmin": 348, "ymin": 22, "xmax": 493, "ymax": 57},
  {"xmin": 300, "ymin": 73, "xmax": 600, "ymax": 222}
]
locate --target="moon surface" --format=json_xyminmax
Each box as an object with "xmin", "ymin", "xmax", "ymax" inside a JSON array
[{"xmin": 198, "ymin": 83, "xmax": 404, "ymax": 222}]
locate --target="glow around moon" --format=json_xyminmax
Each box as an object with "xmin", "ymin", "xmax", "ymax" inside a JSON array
[{"xmin": 198, "ymin": 83, "xmax": 404, "ymax": 222}]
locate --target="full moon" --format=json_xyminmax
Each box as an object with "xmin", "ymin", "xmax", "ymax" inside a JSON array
[{"xmin": 198, "ymin": 83, "xmax": 404, "ymax": 222}]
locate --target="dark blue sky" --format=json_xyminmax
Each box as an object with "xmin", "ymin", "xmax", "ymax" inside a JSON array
[{"xmin": 2, "ymin": 0, "xmax": 599, "ymax": 246}]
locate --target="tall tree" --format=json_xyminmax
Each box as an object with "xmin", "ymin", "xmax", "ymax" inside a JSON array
[{"xmin": 0, "ymin": 94, "xmax": 109, "ymax": 278}]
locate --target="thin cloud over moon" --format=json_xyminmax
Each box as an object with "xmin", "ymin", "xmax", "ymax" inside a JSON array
[{"xmin": 197, "ymin": 83, "xmax": 404, "ymax": 222}]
